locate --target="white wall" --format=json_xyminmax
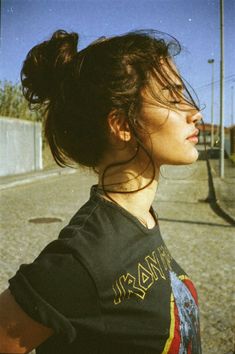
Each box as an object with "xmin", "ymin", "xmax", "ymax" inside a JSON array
[{"xmin": 0, "ymin": 117, "xmax": 43, "ymax": 177}]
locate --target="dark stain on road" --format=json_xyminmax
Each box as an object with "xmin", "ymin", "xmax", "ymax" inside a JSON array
[{"xmin": 28, "ymin": 217, "xmax": 62, "ymax": 224}]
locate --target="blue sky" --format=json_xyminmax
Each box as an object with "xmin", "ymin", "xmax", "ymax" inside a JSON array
[{"xmin": 1, "ymin": 0, "xmax": 235, "ymax": 127}]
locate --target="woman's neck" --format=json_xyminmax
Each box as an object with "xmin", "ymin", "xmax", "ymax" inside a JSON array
[{"xmin": 98, "ymin": 161, "xmax": 160, "ymax": 228}]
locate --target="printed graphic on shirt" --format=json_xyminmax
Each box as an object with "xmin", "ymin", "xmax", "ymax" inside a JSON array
[
  {"xmin": 163, "ymin": 272, "xmax": 201, "ymax": 354},
  {"xmin": 112, "ymin": 245, "xmax": 173, "ymax": 304}
]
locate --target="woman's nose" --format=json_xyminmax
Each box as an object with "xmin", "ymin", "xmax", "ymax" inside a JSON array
[{"xmin": 187, "ymin": 110, "xmax": 203, "ymax": 125}]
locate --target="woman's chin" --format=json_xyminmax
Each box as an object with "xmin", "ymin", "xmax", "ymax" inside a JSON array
[
  {"xmin": 170, "ymin": 150, "xmax": 199, "ymax": 165},
  {"xmin": 184, "ymin": 149, "xmax": 199, "ymax": 164}
]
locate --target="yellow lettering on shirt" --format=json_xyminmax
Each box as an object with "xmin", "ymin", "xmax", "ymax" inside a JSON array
[{"xmin": 112, "ymin": 245, "xmax": 172, "ymax": 305}]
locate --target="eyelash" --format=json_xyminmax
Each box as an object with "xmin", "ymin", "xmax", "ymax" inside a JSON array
[{"xmin": 169, "ymin": 100, "xmax": 181, "ymax": 104}]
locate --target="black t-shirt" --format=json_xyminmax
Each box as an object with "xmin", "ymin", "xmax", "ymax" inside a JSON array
[{"xmin": 9, "ymin": 185, "xmax": 202, "ymax": 354}]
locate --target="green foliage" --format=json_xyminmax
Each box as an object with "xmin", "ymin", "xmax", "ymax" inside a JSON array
[
  {"xmin": 0, "ymin": 80, "xmax": 43, "ymax": 122},
  {"xmin": 0, "ymin": 80, "xmax": 49, "ymax": 151}
]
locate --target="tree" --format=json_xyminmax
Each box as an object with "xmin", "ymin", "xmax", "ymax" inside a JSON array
[{"xmin": 0, "ymin": 80, "xmax": 43, "ymax": 122}]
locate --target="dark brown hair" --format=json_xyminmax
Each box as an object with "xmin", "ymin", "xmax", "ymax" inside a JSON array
[{"xmin": 21, "ymin": 29, "xmax": 201, "ymax": 189}]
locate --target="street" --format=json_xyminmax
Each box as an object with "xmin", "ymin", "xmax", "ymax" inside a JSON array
[{"xmin": 0, "ymin": 160, "xmax": 234, "ymax": 353}]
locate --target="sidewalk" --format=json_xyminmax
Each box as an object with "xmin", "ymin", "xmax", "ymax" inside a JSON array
[
  {"xmin": 0, "ymin": 166, "xmax": 77, "ymax": 190},
  {"xmin": 208, "ymin": 149, "xmax": 235, "ymax": 224}
]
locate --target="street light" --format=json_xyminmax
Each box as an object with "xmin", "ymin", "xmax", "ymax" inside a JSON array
[
  {"xmin": 231, "ymin": 86, "xmax": 234, "ymax": 126},
  {"xmin": 208, "ymin": 59, "xmax": 215, "ymax": 148},
  {"xmin": 219, "ymin": 0, "xmax": 224, "ymax": 178}
]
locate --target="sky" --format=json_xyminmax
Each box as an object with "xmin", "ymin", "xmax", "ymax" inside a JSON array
[{"xmin": 0, "ymin": 0, "xmax": 235, "ymax": 127}]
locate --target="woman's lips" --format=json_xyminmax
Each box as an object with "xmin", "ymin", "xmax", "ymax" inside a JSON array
[
  {"xmin": 186, "ymin": 129, "xmax": 199, "ymax": 143},
  {"xmin": 187, "ymin": 136, "xmax": 198, "ymax": 143}
]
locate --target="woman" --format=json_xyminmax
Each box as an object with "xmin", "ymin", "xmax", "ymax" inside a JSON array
[{"xmin": 0, "ymin": 29, "xmax": 203, "ymax": 353}]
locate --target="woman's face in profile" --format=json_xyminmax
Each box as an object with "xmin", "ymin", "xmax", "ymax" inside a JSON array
[{"xmin": 138, "ymin": 62, "xmax": 203, "ymax": 167}]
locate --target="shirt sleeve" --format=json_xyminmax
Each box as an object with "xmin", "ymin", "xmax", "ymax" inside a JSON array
[{"xmin": 8, "ymin": 237, "xmax": 100, "ymax": 344}]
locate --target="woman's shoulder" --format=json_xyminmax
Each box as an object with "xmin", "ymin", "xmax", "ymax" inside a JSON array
[{"xmin": 57, "ymin": 188, "xmax": 122, "ymax": 243}]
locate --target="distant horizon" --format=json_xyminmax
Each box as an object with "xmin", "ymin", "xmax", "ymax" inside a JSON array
[{"xmin": 1, "ymin": 0, "xmax": 235, "ymax": 126}]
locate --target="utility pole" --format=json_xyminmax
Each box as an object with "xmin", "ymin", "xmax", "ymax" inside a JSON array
[
  {"xmin": 231, "ymin": 86, "xmax": 234, "ymax": 126},
  {"xmin": 208, "ymin": 59, "xmax": 215, "ymax": 148},
  {"xmin": 219, "ymin": 0, "xmax": 224, "ymax": 178}
]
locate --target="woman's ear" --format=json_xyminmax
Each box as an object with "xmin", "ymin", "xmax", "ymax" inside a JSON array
[{"xmin": 108, "ymin": 111, "xmax": 131, "ymax": 142}]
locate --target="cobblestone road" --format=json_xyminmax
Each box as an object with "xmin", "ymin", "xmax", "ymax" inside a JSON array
[{"xmin": 0, "ymin": 161, "xmax": 234, "ymax": 353}]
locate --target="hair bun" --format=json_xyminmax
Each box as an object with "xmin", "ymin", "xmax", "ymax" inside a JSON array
[{"xmin": 21, "ymin": 30, "xmax": 79, "ymax": 104}]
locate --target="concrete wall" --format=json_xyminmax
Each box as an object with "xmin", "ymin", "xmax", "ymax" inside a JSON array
[
  {"xmin": 230, "ymin": 126, "xmax": 235, "ymax": 154},
  {"xmin": 0, "ymin": 117, "xmax": 43, "ymax": 177},
  {"xmin": 224, "ymin": 133, "xmax": 231, "ymax": 157}
]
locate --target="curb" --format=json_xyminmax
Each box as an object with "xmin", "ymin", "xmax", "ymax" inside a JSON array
[
  {"xmin": 207, "ymin": 159, "xmax": 235, "ymax": 225},
  {"xmin": 0, "ymin": 168, "xmax": 77, "ymax": 191}
]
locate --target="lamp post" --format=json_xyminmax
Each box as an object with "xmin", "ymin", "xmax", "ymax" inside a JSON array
[
  {"xmin": 208, "ymin": 59, "xmax": 215, "ymax": 148},
  {"xmin": 219, "ymin": 0, "xmax": 224, "ymax": 178},
  {"xmin": 231, "ymin": 86, "xmax": 234, "ymax": 126}
]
